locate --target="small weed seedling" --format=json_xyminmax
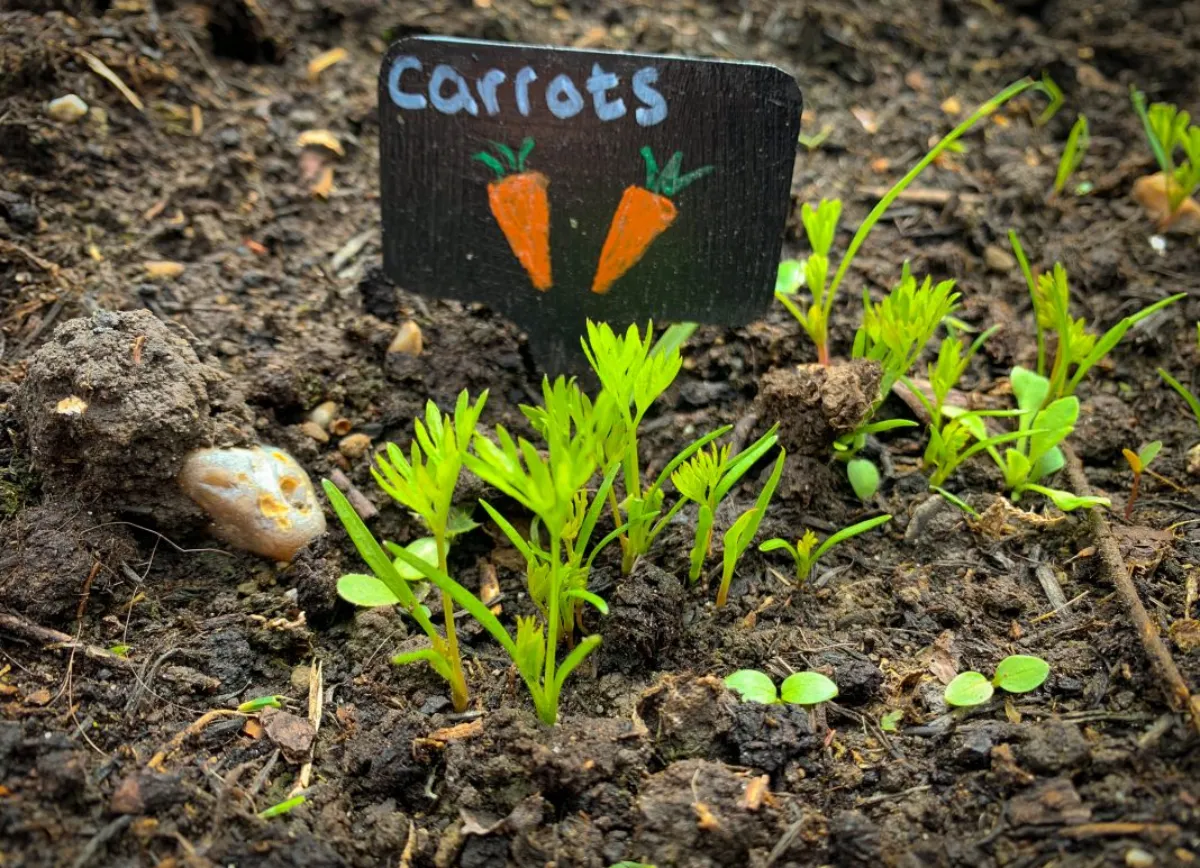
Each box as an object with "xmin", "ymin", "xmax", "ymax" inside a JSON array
[
  {"xmin": 724, "ymin": 669, "xmax": 839, "ymax": 706},
  {"xmin": 776, "ymin": 77, "xmax": 1056, "ymax": 365},
  {"xmin": 1054, "ymin": 115, "xmax": 1090, "ymax": 196},
  {"xmin": 1011, "ymin": 232, "xmax": 1184, "ymax": 405},
  {"xmin": 981, "ymin": 367, "xmax": 1109, "ymax": 511},
  {"xmin": 760, "ymin": 514, "xmax": 892, "ymax": 586},
  {"xmin": 325, "ymin": 390, "xmax": 487, "ymax": 713},
  {"xmin": 944, "ymin": 655, "xmax": 1050, "ymax": 708},
  {"xmin": 1159, "ymin": 326, "xmax": 1200, "ymax": 430},
  {"xmin": 1123, "ymin": 440, "xmax": 1163, "ymax": 520},
  {"xmin": 1132, "ymin": 89, "xmax": 1200, "ymax": 228},
  {"xmin": 716, "ymin": 450, "xmax": 786, "ymax": 607},
  {"xmin": 672, "ymin": 427, "xmax": 780, "ymax": 582}
]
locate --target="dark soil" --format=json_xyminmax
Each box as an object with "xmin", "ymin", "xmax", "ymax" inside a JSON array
[{"xmin": 3, "ymin": 1, "xmax": 1200, "ymax": 866}]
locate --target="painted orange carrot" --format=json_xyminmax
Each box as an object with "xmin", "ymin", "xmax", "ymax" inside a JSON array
[
  {"xmin": 474, "ymin": 138, "xmax": 552, "ymax": 291},
  {"xmin": 592, "ymin": 147, "xmax": 713, "ymax": 295}
]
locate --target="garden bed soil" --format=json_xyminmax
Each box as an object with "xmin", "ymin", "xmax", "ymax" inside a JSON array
[{"xmin": 2, "ymin": 0, "xmax": 1200, "ymax": 866}]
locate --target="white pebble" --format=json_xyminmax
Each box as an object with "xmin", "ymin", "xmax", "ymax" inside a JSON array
[
  {"xmin": 178, "ymin": 445, "xmax": 325, "ymax": 562},
  {"xmin": 47, "ymin": 95, "xmax": 88, "ymax": 123}
]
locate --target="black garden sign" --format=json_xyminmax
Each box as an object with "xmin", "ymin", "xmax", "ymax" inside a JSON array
[{"xmin": 379, "ymin": 36, "xmax": 801, "ymax": 369}]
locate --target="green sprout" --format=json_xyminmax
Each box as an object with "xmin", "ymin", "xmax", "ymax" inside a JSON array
[
  {"xmin": 1053, "ymin": 115, "xmax": 1090, "ymax": 196},
  {"xmin": 671, "ymin": 428, "xmax": 780, "ymax": 582},
  {"xmin": 880, "ymin": 709, "xmax": 904, "ymax": 732},
  {"xmin": 776, "ymin": 77, "xmax": 1056, "ymax": 366},
  {"xmin": 944, "ymin": 655, "xmax": 1050, "ymax": 708},
  {"xmin": 846, "ymin": 457, "xmax": 881, "ymax": 500},
  {"xmin": 724, "ymin": 669, "xmax": 839, "ymax": 706},
  {"xmin": 1011, "ymin": 231, "xmax": 1184, "ymax": 406},
  {"xmin": 341, "ymin": 390, "xmax": 487, "ymax": 713},
  {"xmin": 759, "ymin": 514, "xmax": 892, "ymax": 586},
  {"xmin": 1159, "ymin": 328, "xmax": 1200, "ymax": 431},
  {"xmin": 237, "ymin": 695, "xmax": 284, "ymax": 714},
  {"xmin": 716, "ymin": 450, "xmax": 786, "ymax": 608},
  {"xmin": 1131, "ymin": 88, "xmax": 1200, "ymax": 227},
  {"xmin": 259, "ymin": 795, "xmax": 306, "ymax": 819},
  {"xmin": 1122, "ymin": 440, "xmax": 1165, "ymax": 521}
]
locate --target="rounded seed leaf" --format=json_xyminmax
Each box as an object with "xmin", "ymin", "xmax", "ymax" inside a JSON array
[
  {"xmin": 944, "ymin": 671, "xmax": 994, "ymax": 707},
  {"xmin": 724, "ymin": 670, "xmax": 778, "ymax": 704},
  {"xmin": 394, "ymin": 536, "xmax": 438, "ymax": 580},
  {"xmin": 337, "ymin": 573, "xmax": 403, "ymax": 608},
  {"xmin": 992, "ymin": 655, "xmax": 1050, "ymax": 693},
  {"xmin": 847, "ymin": 458, "xmax": 880, "ymax": 500},
  {"xmin": 780, "ymin": 671, "xmax": 839, "ymax": 706}
]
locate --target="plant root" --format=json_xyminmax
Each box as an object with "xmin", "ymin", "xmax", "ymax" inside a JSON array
[{"xmin": 1064, "ymin": 445, "xmax": 1200, "ymax": 735}]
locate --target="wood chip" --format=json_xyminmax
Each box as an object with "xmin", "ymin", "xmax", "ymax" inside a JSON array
[
  {"xmin": 143, "ymin": 261, "xmax": 185, "ymax": 279},
  {"xmin": 297, "ymin": 129, "xmax": 344, "ymax": 157},
  {"xmin": 307, "ymin": 48, "xmax": 347, "ymax": 82},
  {"xmin": 426, "ymin": 718, "xmax": 484, "ymax": 744},
  {"xmin": 740, "ymin": 775, "xmax": 769, "ymax": 811},
  {"xmin": 311, "ymin": 166, "xmax": 334, "ymax": 199}
]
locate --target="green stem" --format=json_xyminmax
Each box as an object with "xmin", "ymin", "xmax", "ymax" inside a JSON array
[
  {"xmin": 827, "ymin": 78, "xmax": 1039, "ymax": 303},
  {"xmin": 436, "ymin": 529, "xmax": 468, "ymax": 713},
  {"xmin": 543, "ymin": 533, "xmax": 562, "ymax": 724}
]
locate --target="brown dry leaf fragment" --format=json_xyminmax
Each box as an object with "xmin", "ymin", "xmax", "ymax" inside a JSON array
[
  {"xmin": 1004, "ymin": 696, "xmax": 1022, "ymax": 724},
  {"xmin": 479, "ymin": 561, "xmax": 502, "ymax": 612},
  {"xmin": 191, "ymin": 104, "xmax": 203, "ymax": 136},
  {"xmin": 143, "ymin": 200, "xmax": 167, "ymax": 221},
  {"xmin": 740, "ymin": 775, "xmax": 770, "ymax": 811},
  {"xmin": 388, "ymin": 320, "xmax": 423, "ymax": 356},
  {"xmin": 132, "ymin": 334, "xmax": 145, "ymax": 364},
  {"xmin": 693, "ymin": 801, "xmax": 720, "ymax": 830},
  {"xmin": 297, "ymin": 129, "xmax": 345, "ymax": 157},
  {"xmin": 311, "ymin": 166, "xmax": 334, "ymax": 199},
  {"xmin": 56, "ymin": 396, "xmax": 87, "ymax": 416},
  {"xmin": 143, "ymin": 260, "xmax": 185, "ymax": 279},
  {"xmin": 307, "ymin": 48, "xmax": 347, "ymax": 82},
  {"xmin": 243, "ymin": 718, "xmax": 263, "ymax": 739},
  {"xmin": 26, "ymin": 688, "xmax": 53, "ymax": 706},
  {"xmin": 927, "ymin": 630, "xmax": 958, "ymax": 685}
]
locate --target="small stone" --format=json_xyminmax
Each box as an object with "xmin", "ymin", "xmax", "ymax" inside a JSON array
[
  {"xmin": 260, "ymin": 707, "xmax": 315, "ymax": 761},
  {"xmin": 1187, "ymin": 443, "xmax": 1200, "ymax": 476},
  {"xmin": 218, "ymin": 128, "xmax": 241, "ymax": 148},
  {"xmin": 1132, "ymin": 173, "xmax": 1200, "ymax": 234},
  {"xmin": 299, "ymin": 421, "xmax": 329, "ymax": 443},
  {"xmin": 387, "ymin": 320, "xmax": 423, "ymax": 356},
  {"xmin": 1125, "ymin": 848, "xmax": 1155, "ymax": 868},
  {"xmin": 47, "ymin": 94, "xmax": 88, "ymax": 123},
  {"xmin": 984, "ymin": 244, "xmax": 1016, "ymax": 272},
  {"xmin": 178, "ymin": 445, "xmax": 325, "ymax": 561},
  {"xmin": 338, "ymin": 433, "xmax": 372, "ymax": 459},
  {"xmin": 309, "ymin": 401, "xmax": 338, "ymax": 430},
  {"xmin": 55, "ymin": 396, "xmax": 87, "ymax": 416}
]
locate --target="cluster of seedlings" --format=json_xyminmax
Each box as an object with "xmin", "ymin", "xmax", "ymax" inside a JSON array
[{"xmin": 323, "ymin": 76, "xmax": 1190, "ymax": 729}]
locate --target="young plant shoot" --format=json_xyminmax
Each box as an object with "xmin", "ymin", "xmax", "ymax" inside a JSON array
[
  {"xmin": 1054, "ymin": 115, "xmax": 1090, "ymax": 196},
  {"xmin": 326, "ymin": 390, "xmax": 487, "ymax": 713},
  {"xmin": 1159, "ymin": 329, "xmax": 1200, "ymax": 430},
  {"xmin": 944, "ymin": 655, "xmax": 1050, "ymax": 708},
  {"xmin": 724, "ymin": 668, "xmax": 839, "ymax": 706},
  {"xmin": 1011, "ymin": 231, "xmax": 1184, "ymax": 405},
  {"xmin": 671, "ymin": 427, "xmax": 779, "ymax": 582},
  {"xmin": 760, "ymin": 514, "xmax": 892, "ymax": 586},
  {"xmin": 717, "ymin": 450, "xmax": 786, "ymax": 607},
  {"xmin": 465, "ymin": 382, "xmax": 618, "ymax": 725},
  {"xmin": 1131, "ymin": 89, "xmax": 1200, "ymax": 229},
  {"xmin": 1122, "ymin": 441, "xmax": 1167, "ymax": 521},
  {"xmin": 776, "ymin": 77, "xmax": 1057, "ymax": 365}
]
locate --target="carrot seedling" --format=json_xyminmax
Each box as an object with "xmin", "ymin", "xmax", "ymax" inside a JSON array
[
  {"xmin": 325, "ymin": 390, "xmax": 487, "ymax": 713},
  {"xmin": 592, "ymin": 147, "xmax": 712, "ymax": 295},
  {"xmin": 1131, "ymin": 88, "xmax": 1200, "ymax": 229},
  {"xmin": 774, "ymin": 199, "xmax": 842, "ymax": 365},
  {"xmin": 760, "ymin": 514, "xmax": 891, "ymax": 586},
  {"xmin": 672, "ymin": 427, "xmax": 780, "ymax": 582},
  {"xmin": 1053, "ymin": 115, "xmax": 1089, "ymax": 196},
  {"xmin": 716, "ymin": 450, "xmax": 786, "ymax": 607},
  {"xmin": 944, "ymin": 655, "xmax": 1050, "ymax": 708},
  {"xmin": 777, "ymin": 77, "xmax": 1057, "ymax": 364},
  {"xmin": 724, "ymin": 669, "xmax": 838, "ymax": 706},
  {"xmin": 474, "ymin": 138, "xmax": 552, "ymax": 290},
  {"xmin": 1010, "ymin": 231, "xmax": 1184, "ymax": 405},
  {"xmin": 259, "ymin": 795, "xmax": 306, "ymax": 819},
  {"xmin": 1122, "ymin": 441, "xmax": 1165, "ymax": 521}
]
